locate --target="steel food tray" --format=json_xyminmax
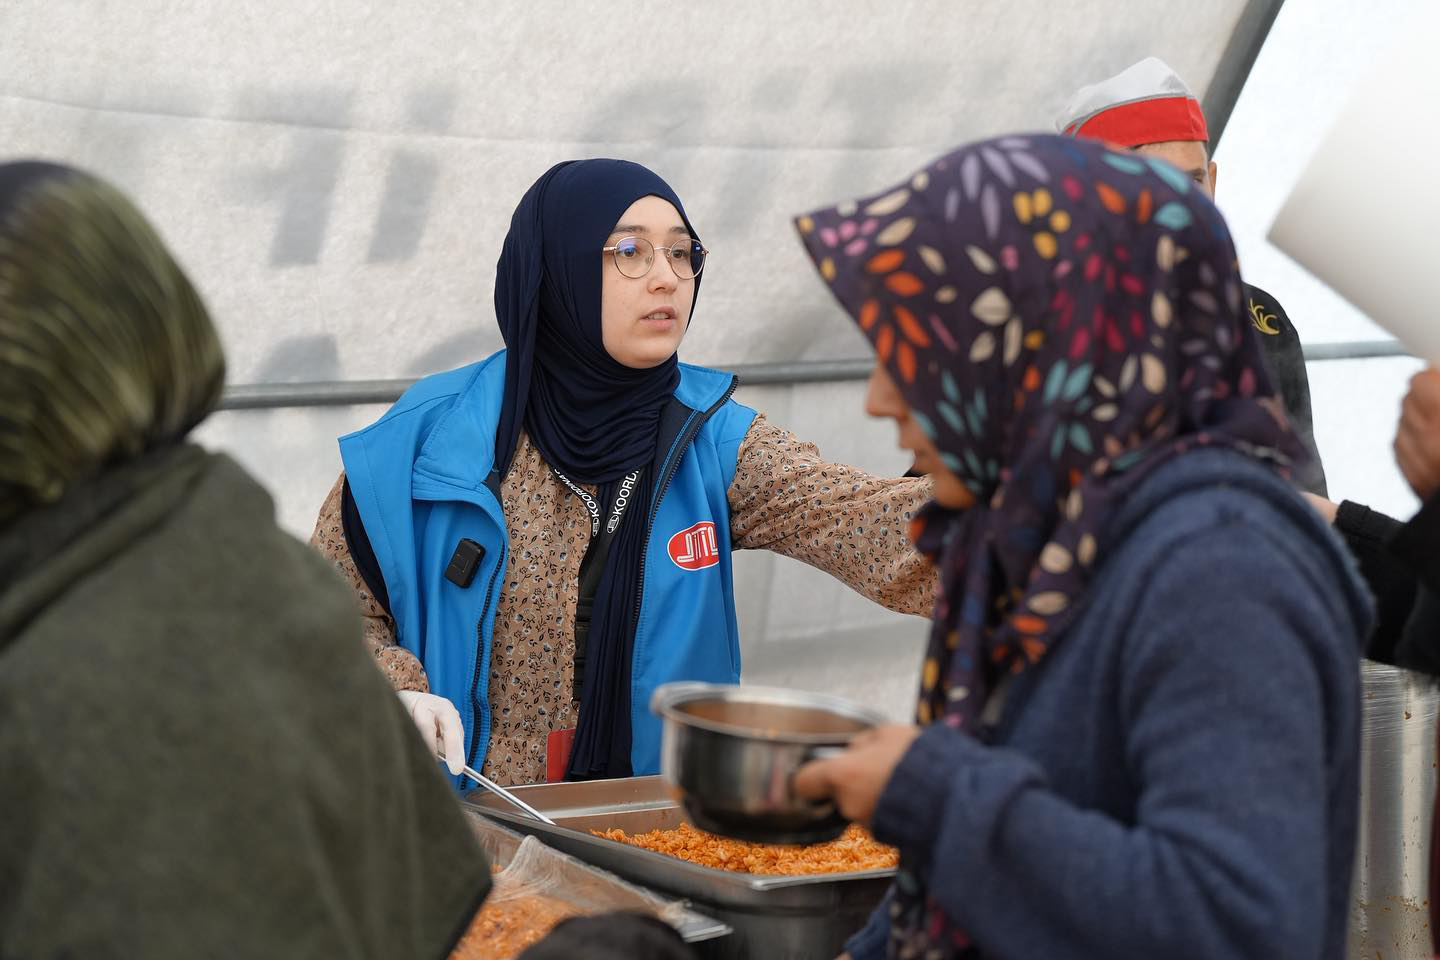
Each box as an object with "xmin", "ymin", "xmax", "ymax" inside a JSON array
[{"xmin": 465, "ymin": 776, "xmax": 894, "ymax": 959}]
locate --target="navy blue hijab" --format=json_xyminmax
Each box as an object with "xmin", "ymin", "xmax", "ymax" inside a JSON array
[{"xmin": 492, "ymin": 159, "xmax": 701, "ymax": 779}]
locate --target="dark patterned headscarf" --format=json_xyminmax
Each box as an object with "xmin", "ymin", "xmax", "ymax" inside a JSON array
[
  {"xmin": 0, "ymin": 162, "xmax": 223, "ymax": 527},
  {"xmin": 796, "ymin": 134, "xmax": 1301, "ymax": 956}
]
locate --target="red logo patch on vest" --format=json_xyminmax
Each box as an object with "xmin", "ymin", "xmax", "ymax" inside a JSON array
[{"xmin": 668, "ymin": 521, "xmax": 720, "ymax": 570}]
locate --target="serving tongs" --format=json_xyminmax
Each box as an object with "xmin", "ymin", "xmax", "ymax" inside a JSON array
[{"xmin": 455, "ymin": 761, "xmax": 557, "ymax": 825}]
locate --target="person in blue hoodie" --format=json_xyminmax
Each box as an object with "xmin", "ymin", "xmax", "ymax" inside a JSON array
[
  {"xmin": 790, "ymin": 134, "xmax": 1371, "ymax": 960},
  {"xmin": 311, "ymin": 159, "xmax": 933, "ymax": 788}
]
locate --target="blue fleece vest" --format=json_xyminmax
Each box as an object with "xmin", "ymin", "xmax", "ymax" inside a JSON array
[{"xmin": 339, "ymin": 351, "xmax": 757, "ymax": 786}]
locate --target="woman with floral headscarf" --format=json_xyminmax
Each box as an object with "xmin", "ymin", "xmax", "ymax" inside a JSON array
[{"xmin": 792, "ymin": 135, "xmax": 1371, "ymax": 960}]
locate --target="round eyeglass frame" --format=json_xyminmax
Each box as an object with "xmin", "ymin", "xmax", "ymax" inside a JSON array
[{"xmin": 602, "ymin": 236, "xmax": 708, "ymax": 280}]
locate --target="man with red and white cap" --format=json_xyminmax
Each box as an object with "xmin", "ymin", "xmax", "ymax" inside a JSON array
[{"xmin": 1058, "ymin": 57, "xmax": 1327, "ymax": 496}]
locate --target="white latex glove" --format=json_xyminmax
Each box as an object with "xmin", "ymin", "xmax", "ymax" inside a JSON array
[{"xmin": 396, "ymin": 690, "xmax": 465, "ymax": 776}]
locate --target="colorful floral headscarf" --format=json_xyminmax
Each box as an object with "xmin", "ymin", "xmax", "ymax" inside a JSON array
[{"xmin": 796, "ymin": 133, "xmax": 1302, "ymax": 957}]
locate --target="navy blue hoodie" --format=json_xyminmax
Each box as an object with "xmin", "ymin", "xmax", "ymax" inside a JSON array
[{"xmin": 849, "ymin": 448, "xmax": 1372, "ymax": 960}]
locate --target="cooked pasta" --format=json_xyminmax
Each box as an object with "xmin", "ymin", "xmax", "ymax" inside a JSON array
[{"xmin": 593, "ymin": 823, "xmax": 897, "ymax": 876}]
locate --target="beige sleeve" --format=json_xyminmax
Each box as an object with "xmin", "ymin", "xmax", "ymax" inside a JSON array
[
  {"xmin": 310, "ymin": 472, "xmax": 430, "ymax": 693},
  {"xmin": 727, "ymin": 414, "xmax": 936, "ymax": 617}
]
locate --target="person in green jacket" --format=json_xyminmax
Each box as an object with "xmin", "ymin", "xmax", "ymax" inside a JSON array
[{"xmin": 0, "ymin": 161, "xmax": 490, "ymax": 958}]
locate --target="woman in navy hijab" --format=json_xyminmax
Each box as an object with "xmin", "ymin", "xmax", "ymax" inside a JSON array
[{"xmin": 315, "ymin": 159, "xmax": 934, "ymax": 785}]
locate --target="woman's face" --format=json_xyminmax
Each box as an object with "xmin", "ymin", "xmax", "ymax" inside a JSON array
[
  {"xmin": 600, "ymin": 195, "xmax": 696, "ymax": 369},
  {"xmin": 865, "ymin": 364, "xmax": 975, "ymax": 509}
]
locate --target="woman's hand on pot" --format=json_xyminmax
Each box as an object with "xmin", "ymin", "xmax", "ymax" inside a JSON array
[{"xmin": 792, "ymin": 725, "xmax": 922, "ymax": 828}]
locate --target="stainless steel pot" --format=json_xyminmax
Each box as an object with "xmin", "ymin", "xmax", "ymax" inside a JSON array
[
  {"xmin": 1348, "ymin": 660, "xmax": 1440, "ymax": 959},
  {"xmin": 651, "ymin": 681, "xmax": 889, "ymax": 844}
]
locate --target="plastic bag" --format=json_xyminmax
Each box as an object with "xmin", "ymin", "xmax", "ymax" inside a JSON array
[{"xmin": 450, "ymin": 811, "xmax": 687, "ymax": 960}]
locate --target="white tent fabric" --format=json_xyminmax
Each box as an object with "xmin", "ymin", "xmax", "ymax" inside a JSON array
[
  {"xmin": 3, "ymin": 0, "xmax": 1384, "ymax": 720},
  {"xmin": 0, "ymin": 2, "xmax": 1268, "ymax": 383}
]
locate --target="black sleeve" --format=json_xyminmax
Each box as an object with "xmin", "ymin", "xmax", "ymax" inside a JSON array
[
  {"xmin": 1335, "ymin": 500, "xmax": 1418, "ymax": 665},
  {"xmin": 340, "ymin": 478, "xmax": 392, "ymax": 617},
  {"xmin": 1390, "ymin": 494, "xmax": 1440, "ymax": 593},
  {"xmin": 1395, "ymin": 587, "xmax": 1440, "ymax": 667},
  {"xmin": 1390, "ymin": 496, "xmax": 1440, "ymax": 672}
]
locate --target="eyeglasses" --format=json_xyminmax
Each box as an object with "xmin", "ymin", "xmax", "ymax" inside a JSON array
[{"xmin": 602, "ymin": 236, "xmax": 708, "ymax": 280}]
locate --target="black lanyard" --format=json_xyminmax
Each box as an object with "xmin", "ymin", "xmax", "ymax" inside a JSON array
[
  {"xmin": 551, "ymin": 467, "xmax": 642, "ymax": 700},
  {"xmin": 550, "ymin": 467, "xmax": 640, "ymax": 539}
]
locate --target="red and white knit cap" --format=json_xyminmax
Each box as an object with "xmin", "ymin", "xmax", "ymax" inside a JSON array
[{"xmin": 1056, "ymin": 57, "xmax": 1209, "ymax": 148}]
